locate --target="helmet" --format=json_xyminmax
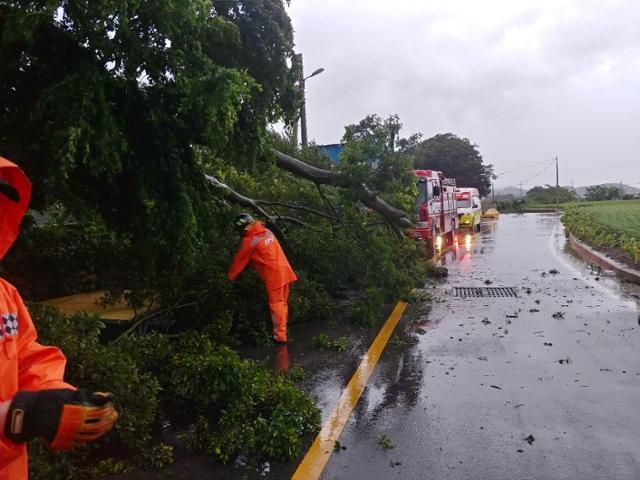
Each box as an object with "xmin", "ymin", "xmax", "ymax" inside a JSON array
[{"xmin": 234, "ymin": 213, "xmax": 254, "ymax": 233}]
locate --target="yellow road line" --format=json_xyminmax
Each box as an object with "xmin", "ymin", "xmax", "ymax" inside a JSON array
[{"xmin": 292, "ymin": 301, "xmax": 408, "ymax": 480}]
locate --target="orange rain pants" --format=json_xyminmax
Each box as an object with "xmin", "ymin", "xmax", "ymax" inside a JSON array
[{"xmin": 268, "ymin": 284, "xmax": 290, "ymax": 343}]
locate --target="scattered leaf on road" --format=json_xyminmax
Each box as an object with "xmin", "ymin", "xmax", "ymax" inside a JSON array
[{"xmin": 377, "ymin": 434, "xmax": 394, "ymax": 450}]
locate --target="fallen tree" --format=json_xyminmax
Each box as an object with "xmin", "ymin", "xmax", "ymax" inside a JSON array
[
  {"xmin": 273, "ymin": 150, "xmax": 413, "ymax": 237},
  {"xmin": 206, "ymin": 150, "xmax": 414, "ymax": 239}
]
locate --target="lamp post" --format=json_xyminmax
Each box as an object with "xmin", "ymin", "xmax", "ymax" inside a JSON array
[{"xmin": 295, "ymin": 53, "xmax": 324, "ymax": 148}]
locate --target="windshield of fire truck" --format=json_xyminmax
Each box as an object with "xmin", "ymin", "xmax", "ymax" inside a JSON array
[
  {"xmin": 416, "ymin": 178, "xmax": 429, "ymax": 205},
  {"xmin": 457, "ymin": 198, "xmax": 471, "ymax": 208}
]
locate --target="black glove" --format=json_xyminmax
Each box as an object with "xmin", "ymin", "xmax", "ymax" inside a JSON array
[{"xmin": 5, "ymin": 389, "xmax": 117, "ymax": 450}]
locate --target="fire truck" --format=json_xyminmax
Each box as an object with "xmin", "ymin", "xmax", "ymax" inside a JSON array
[{"xmin": 413, "ymin": 169, "xmax": 458, "ymax": 256}]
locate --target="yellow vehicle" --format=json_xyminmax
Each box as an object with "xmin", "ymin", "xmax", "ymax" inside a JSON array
[{"xmin": 455, "ymin": 187, "xmax": 482, "ymax": 232}]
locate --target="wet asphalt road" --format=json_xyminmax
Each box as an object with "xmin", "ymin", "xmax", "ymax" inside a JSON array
[{"xmin": 321, "ymin": 213, "xmax": 640, "ymax": 480}]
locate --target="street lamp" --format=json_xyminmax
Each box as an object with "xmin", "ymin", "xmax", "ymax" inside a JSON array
[
  {"xmin": 296, "ymin": 54, "xmax": 324, "ymax": 147},
  {"xmin": 305, "ymin": 68, "xmax": 325, "ymax": 80}
]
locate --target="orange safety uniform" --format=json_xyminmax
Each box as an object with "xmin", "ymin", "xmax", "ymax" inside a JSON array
[
  {"xmin": 0, "ymin": 157, "xmax": 73, "ymax": 480},
  {"xmin": 227, "ymin": 221, "xmax": 297, "ymax": 342}
]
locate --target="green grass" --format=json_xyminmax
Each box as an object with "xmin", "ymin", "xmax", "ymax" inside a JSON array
[
  {"xmin": 561, "ymin": 200, "xmax": 640, "ymax": 265},
  {"xmin": 577, "ymin": 199, "xmax": 640, "ymax": 238}
]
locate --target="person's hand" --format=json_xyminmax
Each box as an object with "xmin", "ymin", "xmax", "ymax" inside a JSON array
[{"xmin": 4, "ymin": 389, "xmax": 118, "ymax": 450}]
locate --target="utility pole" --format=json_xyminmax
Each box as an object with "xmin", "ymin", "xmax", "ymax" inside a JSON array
[
  {"xmin": 291, "ymin": 53, "xmax": 302, "ymax": 147},
  {"xmin": 519, "ymin": 181, "xmax": 523, "ymax": 199},
  {"xmin": 296, "ymin": 54, "xmax": 324, "ymax": 148},
  {"xmin": 491, "ymin": 181, "xmax": 495, "ymax": 205},
  {"xmin": 291, "ymin": 119, "xmax": 298, "ymax": 147},
  {"xmin": 555, "ymin": 156, "xmax": 559, "ymax": 208},
  {"xmin": 300, "ymin": 77, "xmax": 308, "ymax": 147}
]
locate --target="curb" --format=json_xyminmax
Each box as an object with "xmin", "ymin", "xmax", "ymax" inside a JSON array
[{"xmin": 567, "ymin": 233, "xmax": 640, "ymax": 284}]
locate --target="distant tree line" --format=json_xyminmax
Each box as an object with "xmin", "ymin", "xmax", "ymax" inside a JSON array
[
  {"xmin": 521, "ymin": 184, "xmax": 637, "ymax": 204},
  {"xmin": 584, "ymin": 185, "xmax": 623, "ymax": 201},
  {"xmin": 525, "ymin": 185, "xmax": 577, "ymax": 204}
]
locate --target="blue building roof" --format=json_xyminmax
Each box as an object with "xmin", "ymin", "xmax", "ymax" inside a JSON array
[{"xmin": 317, "ymin": 143, "xmax": 344, "ymax": 163}]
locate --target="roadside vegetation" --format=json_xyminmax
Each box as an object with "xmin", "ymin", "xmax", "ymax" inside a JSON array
[
  {"xmin": 27, "ymin": 306, "xmax": 320, "ymax": 478},
  {"xmin": 562, "ymin": 200, "xmax": 640, "ymax": 267}
]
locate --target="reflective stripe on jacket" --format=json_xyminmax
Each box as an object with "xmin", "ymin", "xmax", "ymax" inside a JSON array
[
  {"xmin": 0, "ymin": 157, "xmax": 72, "ymax": 480},
  {"xmin": 227, "ymin": 222, "xmax": 297, "ymax": 291}
]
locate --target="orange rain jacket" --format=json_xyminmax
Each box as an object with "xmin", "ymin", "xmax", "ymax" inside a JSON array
[
  {"xmin": 0, "ymin": 157, "xmax": 72, "ymax": 480},
  {"xmin": 227, "ymin": 221, "xmax": 297, "ymax": 290}
]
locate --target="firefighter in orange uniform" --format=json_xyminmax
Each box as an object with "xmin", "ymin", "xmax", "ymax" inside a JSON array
[
  {"xmin": 228, "ymin": 214, "xmax": 297, "ymax": 344},
  {"xmin": 0, "ymin": 157, "xmax": 118, "ymax": 480}
]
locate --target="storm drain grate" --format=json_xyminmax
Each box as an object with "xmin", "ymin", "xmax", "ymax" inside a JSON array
[{"xmin": 454, "ymin": 287, "xmax": 518, "ymax": 298}]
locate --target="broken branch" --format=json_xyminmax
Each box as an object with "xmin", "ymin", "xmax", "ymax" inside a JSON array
[{"xmin": 272, "ymin": 149, "xmax": 413, "ymax": 237}]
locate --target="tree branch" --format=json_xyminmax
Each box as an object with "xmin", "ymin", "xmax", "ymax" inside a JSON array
[
  {"xmin": 277, "ymin": 215, "xmax": 308, "ymax": 227},
  {"xmin": 204, "ymin": 174, "xmax": 292, "ymax": 247},
  {"xmin": 256, "ymin": 200, "xmax": 338, "ymax": 220},
  {"xmin": 272, "ymin": 149, "xmax": 413, "ymax": 237}
]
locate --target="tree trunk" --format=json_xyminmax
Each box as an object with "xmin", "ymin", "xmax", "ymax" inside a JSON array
[
  {"xmin": 206, "ymin": 151, "xmax": 415, "ymax": 240},
  {"xmin": 271, "ymin": 149, "xmax": 413, "ymax": 237}
]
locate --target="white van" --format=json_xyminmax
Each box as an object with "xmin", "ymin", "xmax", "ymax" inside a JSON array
[{"xmin": 455, "ymin": 187, "xmax": 481, "ymax": 232}]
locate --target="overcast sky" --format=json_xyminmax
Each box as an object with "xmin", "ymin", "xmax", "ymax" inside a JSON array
[{"xmin": 287, "ymin": 0, "xmax": 640, "ymax": 189}]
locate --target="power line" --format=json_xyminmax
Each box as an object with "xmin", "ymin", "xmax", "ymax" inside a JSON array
[
  {"xmin": 520, "ymin": 158, "xmax": 557, "ymax": 186},
  {"xmin": 500, "ymin": 158, "xmax": 557, "ymax": 191},
  {"xmin": 494, "ymin": 157, "xmax": 556, "ymax": 177}
]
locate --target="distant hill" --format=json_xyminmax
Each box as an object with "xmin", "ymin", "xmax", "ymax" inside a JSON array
[{"xmin": 575, "ymin": 183, "xmax": 640, "ymax": 197}]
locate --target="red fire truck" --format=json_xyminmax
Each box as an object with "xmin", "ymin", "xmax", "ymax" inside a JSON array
[{"xmin": 413, "ymin": 169, "xmax": 458, "ymax": 256}]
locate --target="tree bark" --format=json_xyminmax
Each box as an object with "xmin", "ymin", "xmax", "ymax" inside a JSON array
[
  {"xmin": 272, "ymin": 149, "xmax": 413, "ymax": 237},
  {"xmin": 206, "ymin": 151, "xmax": 415, "ymax": 240}
]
